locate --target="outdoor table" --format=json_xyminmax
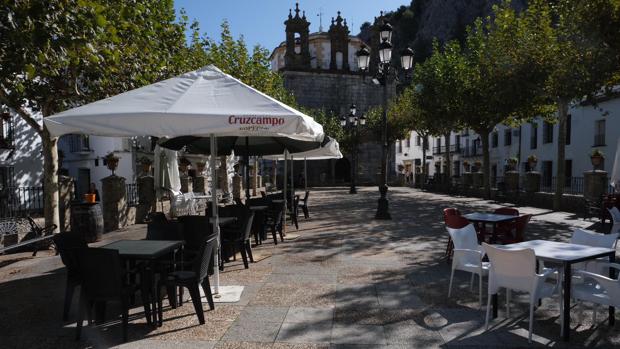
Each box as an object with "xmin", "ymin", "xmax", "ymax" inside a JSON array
[
  {"xmin": 101, "ymin": 240, "xmax": 183, "ymax": 325},
  {"xmin": 463, "ymin": 212, "xmax": 518, "ymax": 243},
  {"xmin": 493, "ymin": 240, "xmax": 616, "ymax": 341}
]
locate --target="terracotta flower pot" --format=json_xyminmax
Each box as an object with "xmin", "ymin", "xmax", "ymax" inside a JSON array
[
  {"xmin": 141, "ymin": 163, "xmax": 152, "ymax": 174},
  {"xmin": 528, "ymin": 160, "xmax": 537, "ymax": 171},
  {"xmin": 591, "ymin": 155, "xmax": 603, "ymax": 167}
]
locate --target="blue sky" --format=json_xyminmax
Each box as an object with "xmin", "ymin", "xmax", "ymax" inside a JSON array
[{"xmin": 174, "ymin": 0, "xmax": 409, "ymax": 50}]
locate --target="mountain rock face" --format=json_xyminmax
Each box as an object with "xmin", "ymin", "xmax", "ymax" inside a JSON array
[{"xmin": 360, "ymin": 0, "xmax": 527, "ymax": 62}]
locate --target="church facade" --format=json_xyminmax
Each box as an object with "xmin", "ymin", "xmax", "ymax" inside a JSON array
[{"xmin": 269, "ymin": 4, "xmax": 397, "ymax": 186}]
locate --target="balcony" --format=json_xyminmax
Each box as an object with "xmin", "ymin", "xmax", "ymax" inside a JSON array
[
  {"xmin": 432, "ymin": 145, "xmax": 461, "ymax": 155},
  {"xmin": 461, "ymin": 145, "xmax": 483, "ymax": 158}
]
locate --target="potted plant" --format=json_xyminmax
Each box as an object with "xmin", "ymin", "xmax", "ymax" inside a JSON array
[
  {"xmin": 591, "ymin": 149, "xmax": 604, "ymax": 169},
  {"xmin": 507, "ymin": 157, "xmax": 518, "ymax": 171},
  {"xmin": 527, "ymin": 154, "xmax": 538, "ymax": 171},
  {"xmin": 474, "ymin": 160, "xmax": 482, "ymax": 172},
  {"xmin": 179, "ymin": 157, "xmax": 191, "ymax": 174},
  {"xmin": 138, "ymin": 156, "xmax": 153, "ymax": 174},
  {"xmin": 104, "ymin": 152, "xmax": 120, "ymax": 175},
  {"xmin": 195, "ymin": 161, "xmax": 206, "ymax": 175}
]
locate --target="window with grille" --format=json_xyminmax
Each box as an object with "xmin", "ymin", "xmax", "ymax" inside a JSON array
[
  {"xmin": 0, "ymin": 113, "xmax": 14, "ymax": 149},
  {"xmin": 504, "ymin": 129, "xmax": 512, "ymax": 146},
  {"xmin": 0, "ymin": 166, "xmax": 14, "ymax": 190},
  {"xmin": 406, "ymin": 137, "xmax": 410, "ymax": 147},
  {"xmin": 594, "ymin": 119, "xmax": 605, "ymax": 146},
  {"xmin": 416, "ymin": 136, "xmax": 421, "ymax": 146},
  {"xmin": 491, "ymin": 132, "xmax": 498, "ymax": 148},
  {"xmin": 543, "ymin": 122, "xmax": 553, "ymax": 143}
]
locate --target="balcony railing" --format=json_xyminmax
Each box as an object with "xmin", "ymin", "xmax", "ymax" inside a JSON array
[
  {"xmin": 461, "ymin": 146, "xmax": 483, "ymax": 157},
  {"xmin": 0, "ymin": 186, "xmax": 44, "ymax": 218},
  {"xmin": 432, "ymin": 144, "xmax": 461, "ymax": 155}
]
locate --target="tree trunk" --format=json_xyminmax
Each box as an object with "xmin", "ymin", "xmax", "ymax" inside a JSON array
[
  {"xmin": 444, "ymin": 132, "xmax": 452, "ymax": 186},
  {"xmin": 422, "ymin": 136, "xmax": 428, "ymax": 189},
  {"xmin": 479, "ymin": 128, "xmax": 491, "ymax": 199},
  {"xmin": 42, "ymin": 127, "xmax": 60, "ymax": 233},
  {"xmin": 553, "ymin": 99, "xmax": 569, "ymax": 211}
]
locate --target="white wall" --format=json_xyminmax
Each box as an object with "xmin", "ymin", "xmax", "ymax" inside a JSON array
[
  {"xmin": 0, "ymin": 110, "xmax": 44, "ymax": 187},
  {"xmin": 59, "ymin": 136, "xmax": 136, "ymax": 196}
]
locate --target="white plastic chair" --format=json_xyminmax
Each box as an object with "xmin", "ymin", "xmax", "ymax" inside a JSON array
[
  {"xmin": 446, "ymin": 224, "xmax": 489, "ymax": 309},
  {"xmin": 572, "ymin": 262, "xmax": 620, "ymax": 324},
  {"xmin": 483, "ymin": 243, "xmax": 560, "ymax": 343},
  {"xmin": 571, "ymin": 228, "xmax": 618, "ymax": 276},
  {"xmin": 607, "ymin": 207, "xmax": 620, "ymax": 235}
]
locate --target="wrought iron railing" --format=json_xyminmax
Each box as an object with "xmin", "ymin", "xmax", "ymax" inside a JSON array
[
  {"xmin": 125, "ymin": 183, "xmax": 139, "ymax": 207},
  {"xmin": 461, "ymin": 146, "xmax": 483, "ymax": 157},
  {"xmin": 0, "ymin": 186, "xmax": 44, "ymax": 218}
]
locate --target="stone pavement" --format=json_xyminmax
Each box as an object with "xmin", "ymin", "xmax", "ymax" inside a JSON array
[{"xmin": 0, "ymin": 187, "xmax": 619, "ymax": 348}]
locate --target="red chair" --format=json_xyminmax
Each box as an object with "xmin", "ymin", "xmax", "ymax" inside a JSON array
[
  {"xmin": 499, "ymin": 214, "xmax": 532, "ymax": 244},
  {"xmin": 493, "ymin": 207, "xmax": 519, "ymax": 242},
  {"xmin": 493, "ymin": 207, "xmax": 519, "ymax": 216},
  {"xmin": 443, "ymin": 208, "xmax": 465, "ymax": 260}
]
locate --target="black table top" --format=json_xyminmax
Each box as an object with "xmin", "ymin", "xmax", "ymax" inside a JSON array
[
  {"xmin": 102, "ymin": 240, "xmax": 182, "ymax": 259},
  {"xmin": 463, "ymin": 212, "xmax": 518, "ymax": 223}
]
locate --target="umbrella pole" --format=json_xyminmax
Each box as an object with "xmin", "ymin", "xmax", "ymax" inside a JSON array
[
  {"xmin": 304, "ymin": 157, "xmax": 308, "ymax": 190},
  {"xmin": 210, "ymin": 134, "xmax": 220, "ymax": 295},
  {"xmin": 283, "ymin": 150, "xmax": 288, "ymax": 235},
  {"xmin": 245, "ymin": 137, "xmax": 250, "ymax": 199},
  {"xmin": 291, "ymin": 155, "xmax": 294, "ymax": 204}
]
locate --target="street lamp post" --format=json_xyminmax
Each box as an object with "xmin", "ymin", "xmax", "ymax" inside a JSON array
[
  {"xmin": 340, "ymin": 104, "xmax": 366, "ymax": 194},
  {"xmin": 356, "ymin": 20, "xmax": 414, "ymax": 220}
]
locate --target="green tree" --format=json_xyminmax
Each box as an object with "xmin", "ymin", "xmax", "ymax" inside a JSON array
[
  {"xmin": 0, "ymin": 0, "xmax": 188, "ymax": 230},
  {"xmin": 448, "ymin": 2, "xmax": 554, "ymax": 198},
  {"xmin": 203, "ymin": 21, "xmax": 296, "ymax": 107},
  {"xmin": 413, "ymin": 41, "xmax": 466, "ymax": 183},
  {"xmin": 535, "ymin": 0, "xmax": 619, "ymax": 210}
]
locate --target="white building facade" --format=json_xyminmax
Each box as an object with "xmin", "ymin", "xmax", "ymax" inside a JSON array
[{"xmin": 395, "ymin": 95, "xmax": 620, "ymax": 190}]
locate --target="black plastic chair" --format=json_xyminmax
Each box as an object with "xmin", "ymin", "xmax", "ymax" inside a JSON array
[
  {"xmin": 264, "ymin": 201, "xmax": 285, "ymax": 244},
  {"xmin": 221, "ymin": 208, "xmax": 255, "ymax": 269},
  {"xmin": 75, "ymin": 248, "xmax": 149, "ymax": 342},
  {"xmin": 53, "ymin": 232, "xmax": 88, "ymax": 321},
  {"xmin": 298, "ymin": 191, "xmax": 310, "ymax": 219},
  {"xmin": 287, "ymin": 195, "xmax": 300, "ymax": 230},
  {"xmin": 178, "ymin": 215, "xmax": 212, "ymax": 256},
  {"xmin": 146, "ymin": 213, "xmax": 182, "ymax": 241},
  {"xmin": 157, "ymin": 235, "xmax": 217, "ymax": 326}
]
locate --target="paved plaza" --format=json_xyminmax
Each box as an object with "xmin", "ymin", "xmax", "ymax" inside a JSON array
[{"xmin": 0, "ymin": 187, "xmax": 619, "ymax": 348}]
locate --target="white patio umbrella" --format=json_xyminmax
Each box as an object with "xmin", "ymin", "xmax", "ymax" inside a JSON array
[
  {"xmin": 44, "ymin": 65, "xmax": 324, "ymax": 299},
  {"xmin": 611, "ymin": 138, "xmax": 620, "ymax": 192},
  {"xmin": 264, "ymin": 137, "xmax": 343, "ymax": 190}
]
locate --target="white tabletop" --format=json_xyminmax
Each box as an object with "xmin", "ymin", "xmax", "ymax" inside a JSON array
[{"xmin": 495, "ymin": 240, "xmax": 615, "ymax": 263}]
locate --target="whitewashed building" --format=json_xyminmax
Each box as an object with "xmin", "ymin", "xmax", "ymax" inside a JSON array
[
  {"xmin": 394, "ymin": 95, "xmax": 620, "ymax": 191},
  {"xmin": 0, "ymin": 109, "xmax": 45, "ymax": 216}
]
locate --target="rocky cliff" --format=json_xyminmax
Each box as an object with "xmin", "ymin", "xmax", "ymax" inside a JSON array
[{"xmin": 359, "ymin": 0, "xmax": 527, "ymax": 62}]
